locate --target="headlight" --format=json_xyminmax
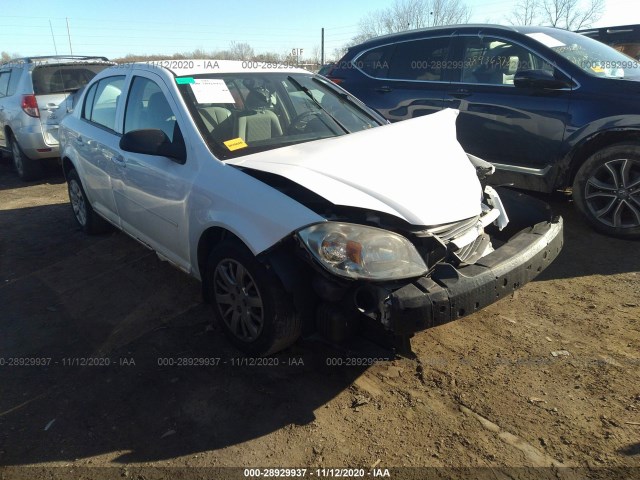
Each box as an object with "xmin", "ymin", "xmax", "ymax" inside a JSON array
[{"xmin": 297, "ymin": 222, "xmax": 427, "ymax": 281}]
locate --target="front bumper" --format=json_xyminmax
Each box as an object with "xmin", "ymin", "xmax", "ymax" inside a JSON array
[{"xmin": 389, "ymin": 217, "xmax": 563, "ymax": 334}]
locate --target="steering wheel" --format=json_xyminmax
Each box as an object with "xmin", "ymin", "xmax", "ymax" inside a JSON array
[{"xmin": 288, "ymin": 111, "xmax": 322, "ymax": 134}]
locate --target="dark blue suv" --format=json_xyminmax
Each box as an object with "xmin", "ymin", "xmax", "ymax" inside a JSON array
[{"xmin": 328, "ymin": 25, "xmax": 640, "ymax": 238}]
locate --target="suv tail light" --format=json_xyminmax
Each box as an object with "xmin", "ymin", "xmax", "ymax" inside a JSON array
[
  {"xmin": 327, "ymin": 77, "xmax": 344, "ymax": 85},
  {"xmin": 21, "ymin": 95, "xmax": 40, "ymax": 118}
]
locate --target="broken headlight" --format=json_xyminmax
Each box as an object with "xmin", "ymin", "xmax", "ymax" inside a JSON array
[{"xmin": 297, "ymin": 222, "xmax": 427, "ymax": 281}]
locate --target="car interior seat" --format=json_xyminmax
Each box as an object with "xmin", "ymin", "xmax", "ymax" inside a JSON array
[
  {"xmin": 235, "ymin": 87, "xmax": 282, "ymax": 143},
  {"xmin": 146, "ymin": 92, "xmax": 176, "ymax": 141},
  {"xmin": 199, "ymin": 106, "xmax": 232, "ymax": 132}
]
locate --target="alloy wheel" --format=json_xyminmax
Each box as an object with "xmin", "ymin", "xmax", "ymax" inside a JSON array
[
  {"xmin": 584, "ymin": 158, "xmax": 640, "ymax": 229},
  {"xmin": 68, "ymin": 179, "xmax": 87, "ymax": 226},
  {"xmin": 213, "ymin": 258, "xmax": 264, "ymax": 342}
]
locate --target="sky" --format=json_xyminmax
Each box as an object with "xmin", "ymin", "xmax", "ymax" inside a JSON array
[{"xmin": 1, "ymin": 0, "xmax": 638, "ymax": 61}]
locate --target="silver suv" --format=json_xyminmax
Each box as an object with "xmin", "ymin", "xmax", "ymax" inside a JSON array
[{"xmin": 0, "ymin": 56, "xmax": 114, "ymax": 180}]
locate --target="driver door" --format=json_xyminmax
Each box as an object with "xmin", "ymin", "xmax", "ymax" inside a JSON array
[{"xmin": 112, "ymin": 73, "xmax": 193, "ymax": 270}]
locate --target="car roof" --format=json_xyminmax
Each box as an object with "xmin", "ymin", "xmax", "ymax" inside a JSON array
[
  {"xmin": 1, "ymin": 55, "xmax": 112, "ymax": 67},
  {"xmin": 350, "ymin": 24, "xmax": 575, "ymax": 49},
  {"xmin": 119, "ymin": 59, "xmax": 311, "ymax": 77}
]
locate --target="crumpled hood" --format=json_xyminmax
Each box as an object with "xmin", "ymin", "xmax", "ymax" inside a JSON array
[{"xmin": 226, "ymin": 108, "xmax": 482, "ymax": 226}]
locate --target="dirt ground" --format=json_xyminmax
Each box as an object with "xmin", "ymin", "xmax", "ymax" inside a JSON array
[{"xmin": 0, "ymin": 157, "xmax": 638, "ymax": 480}]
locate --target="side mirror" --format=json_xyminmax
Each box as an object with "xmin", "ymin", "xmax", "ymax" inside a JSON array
[
  {"xmin": 119, "ymin": 129, "xmax": 186, "ymax": 163},
  {"xmin": 514, "ymin": 69, "xmax": 573, "ymax": 90}
]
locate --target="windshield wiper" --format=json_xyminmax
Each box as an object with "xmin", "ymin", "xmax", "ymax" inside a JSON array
[{"xmin": 287, "ymin": 75, "xmax": 349, "ymax": 134}]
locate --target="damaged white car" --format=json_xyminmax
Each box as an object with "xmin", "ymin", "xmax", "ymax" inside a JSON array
[{"xmin": 59, "ymin": 61, "xmax": 563, "ymax": 356}]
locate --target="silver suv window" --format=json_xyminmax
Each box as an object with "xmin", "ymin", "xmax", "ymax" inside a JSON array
[
  {"xmin": 32, "ymin": 64, "xmax": 107, "ymax": 95},
  {"xmin": 0, "ymin": 71, "xmax": 10, "ymax": 97}
]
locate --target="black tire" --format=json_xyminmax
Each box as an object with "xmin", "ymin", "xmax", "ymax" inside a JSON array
[
  {"xmin": 66, "ymin": 168, "xmax": 111, "ymax": 234},
  {"xmin": 206, "ymin": 240, "xmax": 301, "ymax": 356},
  {"xmin": 9, "ymin": 132, "xmax": 43, "ymax": 181},
  {"xmin": 573, "ymin": 143, "xmax": 640, "ymax": 239}
]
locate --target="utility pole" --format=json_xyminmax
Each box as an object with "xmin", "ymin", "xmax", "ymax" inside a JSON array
[{"xmin": 321, "ymin": 27, "xmax": 325, "ymax": 66}]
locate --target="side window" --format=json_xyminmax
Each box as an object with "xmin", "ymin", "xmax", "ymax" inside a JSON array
[
  {"xmin": 0, "ymin": 71, "xmax": 10, "ymax": 97},
  {"xmin": 7, "ymin": 68, "xmax": 22, "ymax": 96},
  {"xmin": 83, "ymin": 82, "xmax": 97, "ymax": 120},
  {"xmin": 124, "ymin": 76, "xmax": 177, "ymax": 142},
  {"xmin": 357, "ymin": 44, "xmax": 394, "ymax": 79},
  {"xmin": 82, "ymin": 76, "xmax": 125, "ymax": 131},
  {"xmin": 387, "ymin": 37, "xmax": 450, "ymax": 81},
  {"xmin": 459, "ymin": 36, "xmax": 549, "ymax": 85}
]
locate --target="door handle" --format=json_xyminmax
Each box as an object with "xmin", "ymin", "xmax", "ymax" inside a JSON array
[
  {"xmin": 376, "ymin": 86, "xmax": 392, "ymax": 93},
  {"xmin": 448, "ymin": 89, "xmax": 472, "ymax": 98}
]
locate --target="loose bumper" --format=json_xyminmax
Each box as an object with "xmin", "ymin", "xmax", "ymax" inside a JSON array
[{"xmin": 389, "ymin": 217, "xmax": 563, "ymax": 334}]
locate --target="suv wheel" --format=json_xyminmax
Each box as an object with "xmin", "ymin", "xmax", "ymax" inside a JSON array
[
  {"xmin": 67, "ymin": 168, "xmax": 111, "ymax": 234},
  {"xmin": 9, "ymin": 132, "xmax": 43, "ymax": 181},
  {"xmin": 206, "ymin": 240, "xmax": 301, "ymax": 356},
  {"xmin": 573, "ymin": 143, "xmax": 640, "ymax": 238}
]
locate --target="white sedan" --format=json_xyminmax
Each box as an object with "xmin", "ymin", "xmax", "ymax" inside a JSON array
[{"xmin": 59, "ymin": 60, "xmax": 563, "ymax": 356}]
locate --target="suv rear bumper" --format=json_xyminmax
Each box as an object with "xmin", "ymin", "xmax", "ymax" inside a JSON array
[
  {"xmin": 389, "ymin": 217, "xmax": 563, "ymax": 334},
  {"xmin": 14, "ymin": 125, "xmax": 59, "ymax": 160}
]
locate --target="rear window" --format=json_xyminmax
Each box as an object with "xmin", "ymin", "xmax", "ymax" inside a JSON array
[{"xmin": 32, "ymin": 64, "xmax": 111, "ymax": 95}]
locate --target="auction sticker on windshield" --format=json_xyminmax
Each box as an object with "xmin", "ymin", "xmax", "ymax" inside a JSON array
[{"xmin": 191, "ymin": 79, "xmax": 235, "ymax": 104}]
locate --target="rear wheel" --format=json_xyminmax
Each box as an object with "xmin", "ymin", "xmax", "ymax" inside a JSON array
[
  {"xmin": 67, "ymin": 168, "xmax": 111, "ymax": 234},
  {"xmin": 206, "ymin": 240, "xmax": 300, "ymax": 356},
  {"xmin": 573, "ymin": 144, "xmax": 640, "ymax": 239},
  {"xmin": 9, "ymin": 132, "xmax": 43, "ymax": 181}
]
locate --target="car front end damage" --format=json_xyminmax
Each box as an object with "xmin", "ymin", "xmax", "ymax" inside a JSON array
[
  {"xmin": 285, "ymin": 185, "xmax": 563, "ymax": 354},
  {"xmin": 227, "ymin": 109, "xmax": 563, "ymax": 354}
]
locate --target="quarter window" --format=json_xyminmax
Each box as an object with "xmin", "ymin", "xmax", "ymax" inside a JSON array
[
  {"xmin": 7, "ymin": 68, "xmax": 22, "ymax": 96},
  {"xmin": 0, "ymin": 71, "xmax": 10, "ymax": 97},
  {"xmin": 357, "ymin": 44, "xmax": 395, "ymax": 79},
  {"xmin": 82, "ymin": 76, "xmax": 125, "ymax": 131}
]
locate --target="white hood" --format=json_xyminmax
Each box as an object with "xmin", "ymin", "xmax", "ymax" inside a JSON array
[{"xmin": 226, "ymin": 109, "xmax": 482, "ymax": 226}]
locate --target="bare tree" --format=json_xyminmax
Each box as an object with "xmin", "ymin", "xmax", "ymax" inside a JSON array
[
  {"xmin": 507, "ymin": 0, "xmax": 540, "ymax": 25},
  {"xmin": 352, "ymin": 0, "xmax": 471, "ymax": 44},
  {"xmin": 254, "ymin": 52, "xmax": 283, "ymax": 63},
  {"xmin": 541, "ymin": 0, "xmax": 604, "ymax": 30},
  {"xmin": 228, "ymin": 41, "xmax": 255, "ymax": 61},
  {"xmin": 430, "ymin": 0, "xmax": 472, "ymax": 26},
  {"xmin": 1, "ymin": 51, "xmax": 20, "ymax": 63}
]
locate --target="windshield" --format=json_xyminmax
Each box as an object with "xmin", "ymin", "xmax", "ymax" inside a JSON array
[
  {"xmin": 526, "ymin": 30, "xmax": 640, "ymax": 80},
  {"xmin": 177, "ymin": 72, "xmax": 380, "ymax": 159}
]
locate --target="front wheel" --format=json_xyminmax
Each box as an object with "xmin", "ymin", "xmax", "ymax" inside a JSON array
[
  {"xmin": 206, "ymin": 240, "xmax": 301, "ymax": 356},
  {"xmin": 573, "ymin": 144, "xmax": 640, "ymax": 239}
]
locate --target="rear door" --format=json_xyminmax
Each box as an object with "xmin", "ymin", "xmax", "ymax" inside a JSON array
[
  {"xmin": 350, "ymin": 36, "xmax": 454, "ymax": 121},
  {"xmin": 72, "ymin": 74, "xmax": 126, "ymax": 226}
]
